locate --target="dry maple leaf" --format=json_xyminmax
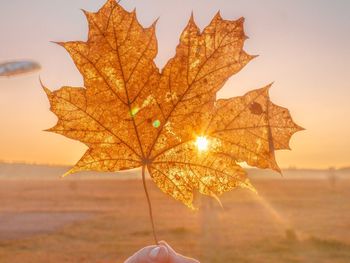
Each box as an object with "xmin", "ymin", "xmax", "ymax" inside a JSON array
[{"xmin": 43, "ymin": 0, "xmax": 303, "ymax": 242}]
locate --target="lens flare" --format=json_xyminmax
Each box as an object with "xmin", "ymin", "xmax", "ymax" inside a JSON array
[{"xmin": 196, "ymin": 136, "xmax": 208, "ymax": 151}]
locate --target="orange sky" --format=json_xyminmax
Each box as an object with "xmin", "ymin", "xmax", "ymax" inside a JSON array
[{"xmin": 0, "ymin": 0, "xmax": 349, "ymax": 169}]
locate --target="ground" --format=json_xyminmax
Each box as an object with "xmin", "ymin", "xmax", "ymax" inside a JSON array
[{"xmin": 0, "ymin": 176, "xmax": 349, "ymax": 262}]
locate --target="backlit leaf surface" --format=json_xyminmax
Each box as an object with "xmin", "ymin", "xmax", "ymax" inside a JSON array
[{"xmin": 44, "ymin": 0, "xmax": 303, "ymax": 208}]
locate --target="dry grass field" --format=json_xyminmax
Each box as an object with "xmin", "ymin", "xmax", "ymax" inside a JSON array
[{"xmin": 0, "ymin": 175, "xmax": 349, "ymax": 262}]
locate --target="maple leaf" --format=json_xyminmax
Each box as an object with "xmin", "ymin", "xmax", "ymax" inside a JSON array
[{"xmin": 43, "ymin": 0, "xmax": 303, "ymax": 241}]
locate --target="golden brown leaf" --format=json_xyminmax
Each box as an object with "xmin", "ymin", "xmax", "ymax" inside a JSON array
[
  {"xmin": 205, "ymin": 84, "xmax": 304, "ymax": 172},
  {"xmin": 150, "ymin": 12, "xmax": 254, "ymax": 157},
  {"xmin": 149, "ymin": 141, "xmax": 255, "ymax": 209},
  {"xmin": 44, "ymin": 0, "xmax": 303, "ymax": 208}
]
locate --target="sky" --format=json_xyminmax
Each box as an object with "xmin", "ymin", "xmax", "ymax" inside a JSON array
[{"xmin": 0, "ymin": 0, "xmax": 349, "ymax": 169}]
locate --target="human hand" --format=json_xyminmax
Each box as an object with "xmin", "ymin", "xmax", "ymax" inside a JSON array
[{"xmin": 124, "ymin": 241, "xmax": 200, "ymax": 263}]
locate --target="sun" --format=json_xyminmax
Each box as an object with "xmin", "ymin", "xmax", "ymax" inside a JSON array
[{"xmin": 195, "ymin": 136, "xmax": 209, "ymax": 151}]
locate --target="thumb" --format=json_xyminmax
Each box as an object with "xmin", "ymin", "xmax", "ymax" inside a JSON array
[
  {"xmin": 124, "ymin": 245, "xmax": 169, "ymax": 263},
  {"xmin": 149, "ymin": 245, "xmax": 169, "ymax": 262},
  {"xmin": 159, "ymin": 241, "xmax": 200, "ymax": 263}
]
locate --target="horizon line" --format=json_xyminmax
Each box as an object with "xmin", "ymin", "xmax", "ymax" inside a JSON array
[{"xmin": 0, "ymin": 160, "xmax": 348, "ymax": 171}]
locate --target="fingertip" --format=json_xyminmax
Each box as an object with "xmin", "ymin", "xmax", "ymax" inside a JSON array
[
  {"xmin": 158, "ymin": 245, "xmax": 169, "ymax": 261},
  {"xmin": 149, "ymin": 245, "xmax": 169, "ymax": 262},
  {"xmin": 159, "ymin": 241, "xmax": 200, "ymax": 263},
  {"xmin": 159, "ymin": 240, "xmax": 175, "ymax": 253},
  {"xmin": 124, "ymin": 245, "xmax": 156, "ymax": 263},
  {"xmin": 149, "ymin": 246, "xmax": 160, "ymax": 259},
  {"xmin": 158, "ymin": 240, "xmax": 168, "ymax": 247}
]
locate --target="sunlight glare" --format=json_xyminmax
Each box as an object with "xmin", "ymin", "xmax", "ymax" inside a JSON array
[{"xmin": 195, "ymin": 136, "xmax": 209, "ymax": 151}]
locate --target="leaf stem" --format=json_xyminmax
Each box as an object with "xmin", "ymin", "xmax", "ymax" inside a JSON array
[{"xmin": 141, "ymin": 165, "xmax": 158, "ymax": 244}]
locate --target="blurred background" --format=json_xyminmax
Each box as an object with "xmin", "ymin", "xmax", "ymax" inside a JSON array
[{"xmin": 0, "ymin": 0, "xmax": 349, "ymax": 262}]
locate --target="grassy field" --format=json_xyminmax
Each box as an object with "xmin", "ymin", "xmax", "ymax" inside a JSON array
[{"xmin": 0, "ymin": 176, "xmax": 349, "ymax": 262}]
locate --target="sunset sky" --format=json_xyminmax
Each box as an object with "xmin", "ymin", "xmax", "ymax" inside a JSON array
[{"xmin": 0, "ymin": 0, "xmax": 349, "ymax": 169}]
